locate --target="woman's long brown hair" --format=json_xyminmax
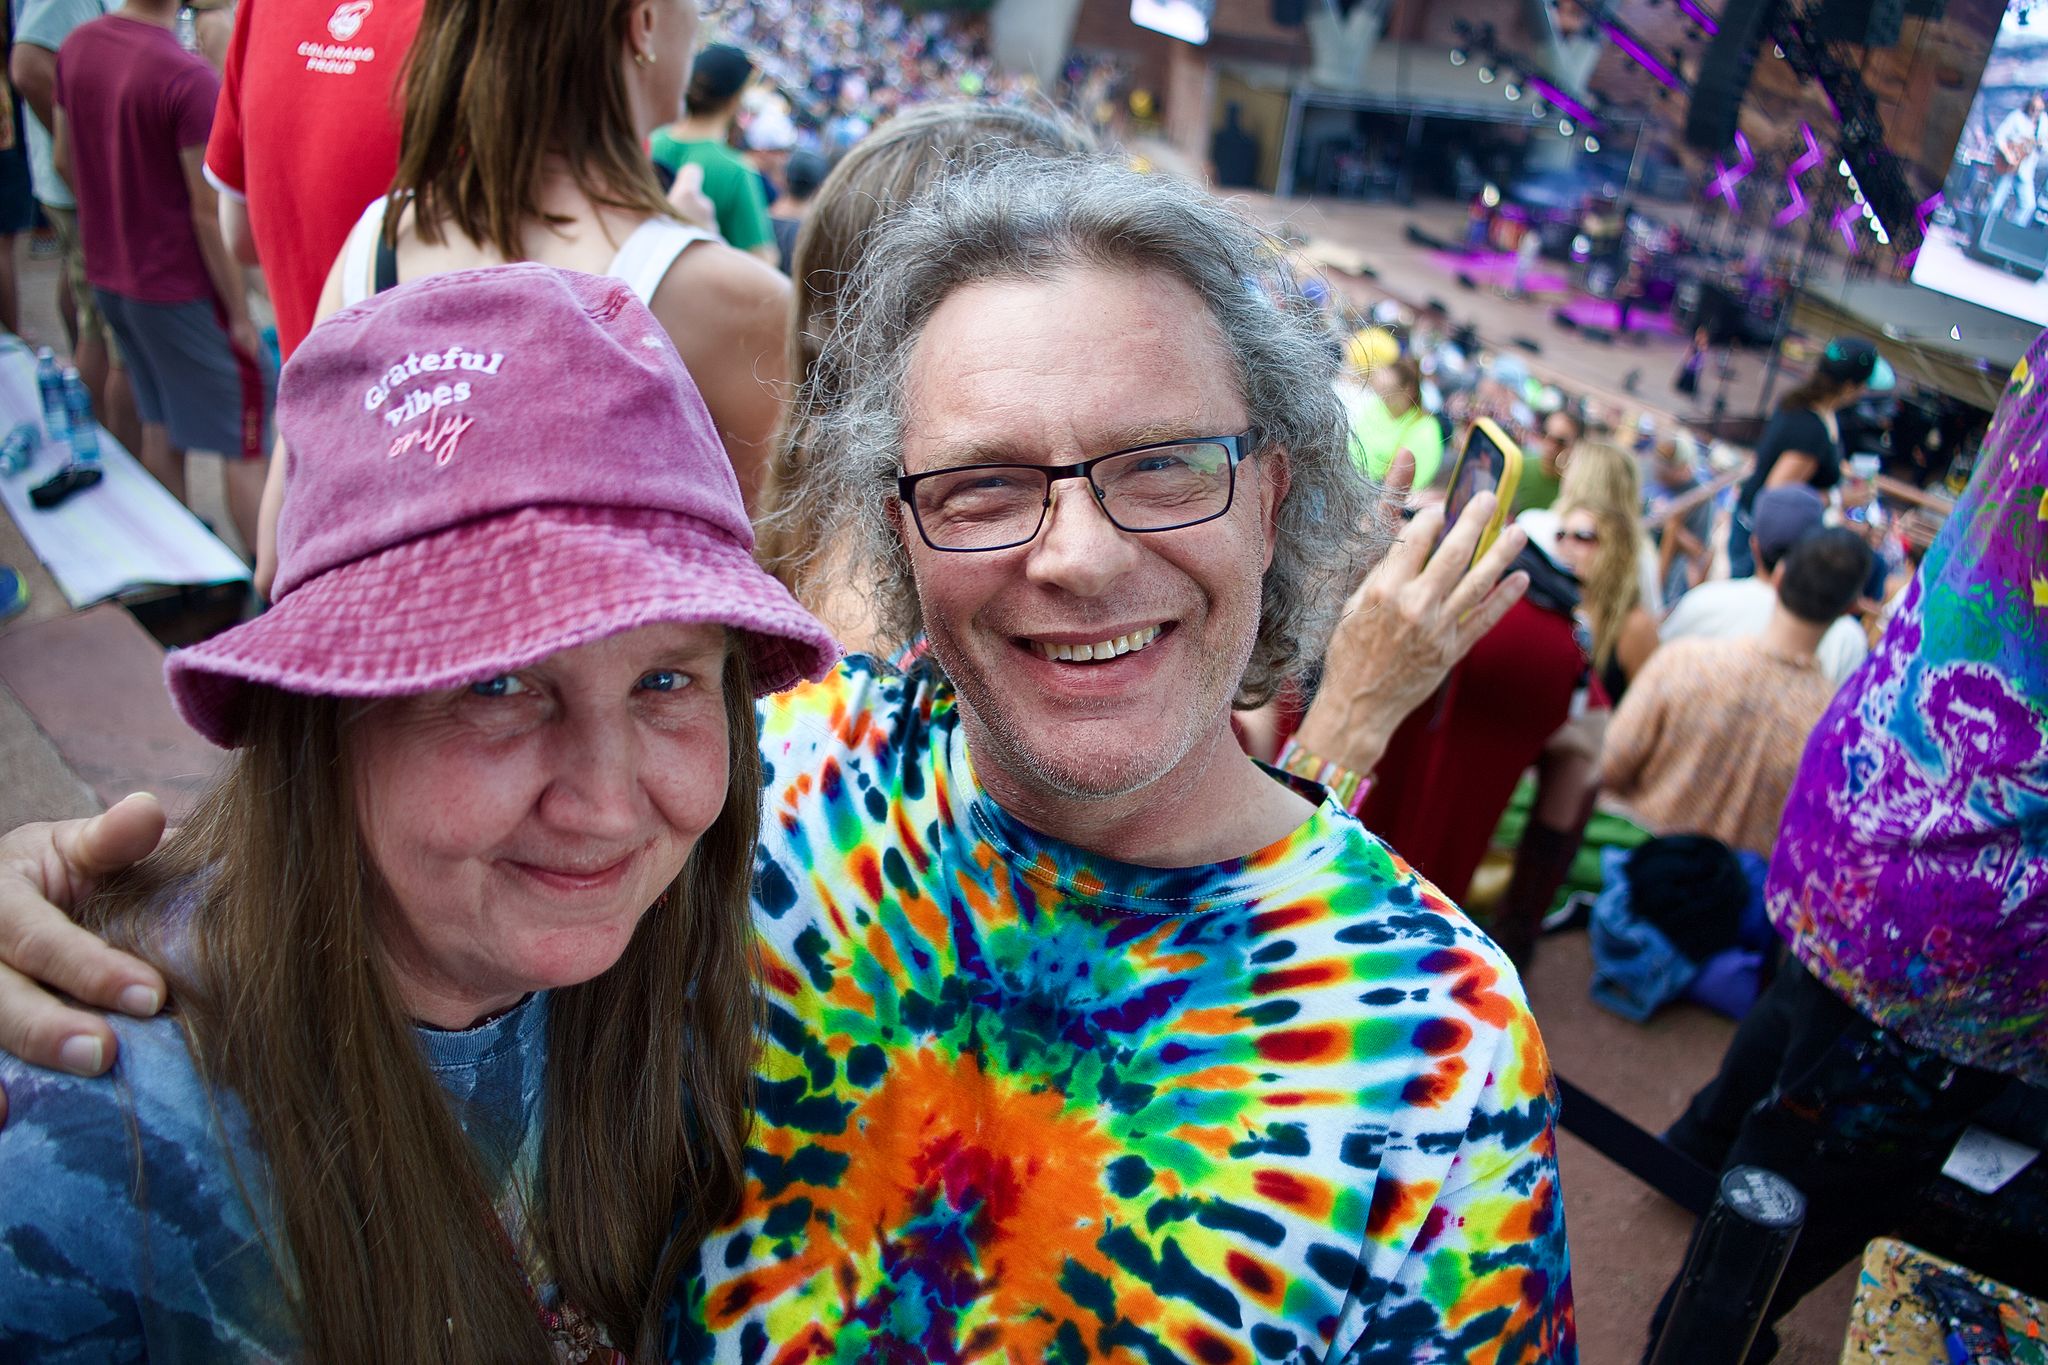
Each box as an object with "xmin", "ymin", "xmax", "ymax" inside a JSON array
[
  {"xmin": 81, "ymin": 655, "xmax": 762, "ymax": 1362},
  {"xmin": 389, "ymin": 0, "xmax": 674, "ymax": 259}
]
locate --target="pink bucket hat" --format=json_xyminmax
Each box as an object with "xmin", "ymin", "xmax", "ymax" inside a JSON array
[{"xmin": 166, "ymin": 263, "xmax": 839, "ymax": 748}]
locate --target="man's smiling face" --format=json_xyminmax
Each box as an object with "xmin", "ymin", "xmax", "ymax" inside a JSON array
[{"xmin": 895, "ymin": 265, "xmax": 1286, "ymax": 811}]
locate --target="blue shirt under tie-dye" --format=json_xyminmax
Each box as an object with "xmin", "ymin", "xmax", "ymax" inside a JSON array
[
  {"xmin": 673, "ymin": 658, "xmax": 1575, "ymax": 1364},
  {"xmin": 0, "ymin": 987, "xmax": 555, "ymax": 1360}
]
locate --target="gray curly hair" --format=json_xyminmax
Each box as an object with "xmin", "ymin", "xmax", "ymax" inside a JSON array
[{"xmin": 779, "ymin": 153, "xmax": 1375, "ymax": 707}]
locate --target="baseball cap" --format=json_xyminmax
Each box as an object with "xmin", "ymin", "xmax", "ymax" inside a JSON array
[
  {"xmin": 691, "ymin": 44, "xmax": 754, "ymax": 104},
  {"xmin": 782, "ymin": 149, "xmax": 830, "ymax": 201},
  {"xmin": 166, "ymin": 264, "xmax": 840, "ymax": 748},
  {"xmin": 1818, "ymin": 337, "xmax": 1896, "ymax": 392},
  {"xmin": 1750, "ymin": 484, "xmax": 1827, "ymax": 567}
]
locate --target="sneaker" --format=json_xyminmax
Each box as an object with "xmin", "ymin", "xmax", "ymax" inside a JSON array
[
  {"xmin": 29, "ymin": 462, "xmax": 103, "ymax": 510},
  {"xmin": 1541, "ymin": 890, "xmax": 1596, "ymax": 935}
]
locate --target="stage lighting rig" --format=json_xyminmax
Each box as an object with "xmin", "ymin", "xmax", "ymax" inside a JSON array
[{"xmin": 1770, "ymin": 0, "xmax": 1921, "ymax": 247}]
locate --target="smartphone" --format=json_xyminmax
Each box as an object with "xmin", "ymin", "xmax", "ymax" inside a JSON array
[{"xmin": 1439, "ymin": 418, "xmax": 1523, "ymax": 565}]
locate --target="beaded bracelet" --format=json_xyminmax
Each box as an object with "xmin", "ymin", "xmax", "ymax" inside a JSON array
[{"xmin": 1275, "ymin": 736, "xmax": 1374, "ymax": 817}]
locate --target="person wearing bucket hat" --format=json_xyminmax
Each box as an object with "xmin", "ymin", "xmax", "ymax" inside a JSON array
[
  {"xmin": 0, "ymin": 264, "xmax": 836, "ymax": 1362},
  {"xmin": 246, "ymin": 0, "xmax": 793, "ymax": 598},
  {"xmin": 0, "ymin": 160, "xmax": 1571, "ymax": 1363},
  {"xmin": 1731, "ymin": 335, "xmax": 1895, "ymax": 577}
]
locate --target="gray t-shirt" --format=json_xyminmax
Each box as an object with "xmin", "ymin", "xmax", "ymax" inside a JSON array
[{"xmin": 12, "ymin": 0, "xmax": 108, "ymax": 209}]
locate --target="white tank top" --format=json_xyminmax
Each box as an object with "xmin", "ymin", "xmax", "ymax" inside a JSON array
[{"xmin": 337, "ymin": 195, "xmax": 716, "ymax": 307}]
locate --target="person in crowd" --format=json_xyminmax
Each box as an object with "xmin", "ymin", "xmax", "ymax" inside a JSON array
[
  {"xmin": 10, "ymin": 0, "xmax": 140, "ymax": 454},
  {"xmin": 1346, "ymin": 354, "xmax": 1445, "ymax": 489},
  {"xmin": 1481, "ymin": 441, "xmax": 1659, "ymax": 968},
  {"xmin": 200, "ymin": 0, "xmax": 421, "ymax": 362},
  {"xmin": 249, "ymin": 0, "xmax": 791, "ymax": 594},
  {"xmin": 1524, "ymin": 437, "xmax": 1666, "ymax": 617},
  {"xmin": 1651, "ymin": 335, "xmax": 2046, "ymax": 1363},
  {"xmin": 53, "ymin": 0, "xmax": 270, "ymax": 545},
  {"xmin": 1547, "ymin": 460, "xmax": 1660, "ymax": 705},
  {"xmin": 0, "ymin": 265, "xmax": 840, "ymax": 1360},
  {"xmin": 0, "ymin": 156, "xmax": 1572, "ymax": 1363},
  {"xmin": 1515, "ymin": 403, "xmax": 1584, "ymax": 513},
  {"xmin": 1355, "ymin": 525, "xmax": 1590, "ymax": 930},
  {"xmin": 756, "ymin": 100, "xmax": 1093, "ymax": 647},
  {"xmin": 1644, "ymin": 432, "xmax": 1713, "ymax": 604},
  {"xmin": 1986, "ymin": 90, "xmax": 2047, "ymax": 226},
  {"xmin": 1600, "ymin": 527, "xmax": 1872, "ymax": 858},
  {"xmin": 0, "ymin": 4, "xmax": 33, "ymax": 337},
  {"xmin": 650, "ymin": 42, "xmax": 778, "ymax": 264},
  {"xmin": 1730, "ymin": 336, "xmax": 1893, "ymax": 577},
  {"xmin": 1664, "ymin": 484, "xmax": 1869, "ymax": 686},
  {"xmin": 768, "ymin": 145, "xmax": 826, "ymax": 276}
]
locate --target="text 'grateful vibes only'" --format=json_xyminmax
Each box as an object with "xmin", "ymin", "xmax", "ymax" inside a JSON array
[{"xmin": 362, "ymin": 346, "xmax": 506, "ymax": 468}]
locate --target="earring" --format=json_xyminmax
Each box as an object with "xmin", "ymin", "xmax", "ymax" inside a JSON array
[{"xmin": 635, "ymin": 48, "xmax": 653, "ymax": 66}]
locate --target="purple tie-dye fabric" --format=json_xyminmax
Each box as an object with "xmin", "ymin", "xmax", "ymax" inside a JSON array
[{"xmin": 1766, "ymin": 338, "xmax": 2048, "ymax": 1085}]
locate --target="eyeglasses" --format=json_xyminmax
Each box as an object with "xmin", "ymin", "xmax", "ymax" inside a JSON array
[
  {"xmin": 1556, "ymin": 526, "xmax": 1601, "ymax": 545},
  {"xmin": 895, "ymin": 433, "xmax": 1251, "ymax": 553}
]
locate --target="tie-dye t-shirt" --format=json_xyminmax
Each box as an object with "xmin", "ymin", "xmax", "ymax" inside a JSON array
[
  {"xmin": 673, "ymin": 658, "xmax": 1575, "ymax": 1363},
  {"xmin": 0, "ymin": 988, "xmax": 562, "ymax": 1359},
  {"xmin": 1768, "ymin": 339, "xmax": 2048, "ymax": 1086}
]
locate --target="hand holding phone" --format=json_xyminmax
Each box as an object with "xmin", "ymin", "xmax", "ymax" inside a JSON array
[{"xmin": 1439, "ymin": 418, "xmax": 1524, "ymax": 566}]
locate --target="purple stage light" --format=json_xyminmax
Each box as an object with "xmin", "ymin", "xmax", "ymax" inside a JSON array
[
  {"xmin": 1831, "ymin": 202, "xmax": 1861, "ymax": 253},
  {"xmin": 1672, "ymin": 0, "xmax": 1720, "ymax": 35},
  {"xmin": 1524, "ymin": 74, "xmax": 1600, "ymax": 127},
  {"xmin": 1900, "ymin": 191, "xmax": 1944, "ymax": 269},
  {"xmin": 1602, "ymin": 22, "xmax": 1684, "ymax": 90},
  {"xmin": 1773, "ymin": 123, "xmax": 1824, "ymax": 228},
  {"xmin": 1709, "ymin": 131, "xmax": 1754, "ymax": 211}
]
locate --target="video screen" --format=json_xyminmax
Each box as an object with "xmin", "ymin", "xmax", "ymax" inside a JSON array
[
  {"xmin": 1130, "ymin": 0, "xmax": 1213, "ymax": 45},
  {"xmin": 1912, "ymin": 0, "xmax": 2048, "ymax": 326}
]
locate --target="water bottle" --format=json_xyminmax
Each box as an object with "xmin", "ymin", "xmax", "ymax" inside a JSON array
[
  {"xmin": 0, "ymin": 421, "xmax": 37, "ymax": 475},
  {"xmin": 62, "ymin": 368, "xmax": 99, "ymax": 466},
  {"xmin": 34, "ymin": 346, "xmax": 68, "ymax": 448}
]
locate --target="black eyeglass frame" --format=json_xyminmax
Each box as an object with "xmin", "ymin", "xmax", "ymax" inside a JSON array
[{"xmin": 893, "ymin": 432, "xmax": 1254, "ymax": 554}]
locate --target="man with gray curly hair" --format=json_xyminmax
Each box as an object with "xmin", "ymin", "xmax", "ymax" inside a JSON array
[
  {"xmin": 0, "ymin": 155, "xmax": 1572, "ymax": 1361},
  {"xmin": 681, "ymin": 153, "xmax": 1575, "ymax": 1361}
]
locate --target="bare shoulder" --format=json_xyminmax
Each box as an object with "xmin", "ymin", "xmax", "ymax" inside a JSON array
[{"xmin": 651, "ymin": 237, "xmax": 790, "ymax": 321}]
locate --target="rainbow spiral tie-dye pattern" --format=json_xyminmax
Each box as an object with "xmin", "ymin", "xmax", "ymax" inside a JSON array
[{"xmin": 671, "ymin": 659, "xmax": 1575, "ymax": 1363}]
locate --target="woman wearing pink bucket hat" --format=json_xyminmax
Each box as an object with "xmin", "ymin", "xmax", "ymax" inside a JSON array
[{"xmin": 0, "ymin": 264, "xmax": 836, "ymax": 1362}]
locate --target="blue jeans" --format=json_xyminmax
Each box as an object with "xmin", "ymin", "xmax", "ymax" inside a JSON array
[
  {"xmin": 1988, "ymin": 155, "xmax": 2039, "ymax": 225},
  {"xmin": 1727, "ymin": 503, "xmax": 1756, "ymax": 579}
]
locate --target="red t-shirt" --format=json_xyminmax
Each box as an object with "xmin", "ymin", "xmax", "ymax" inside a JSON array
[
  {"xmin": 54, "ymin": 16, "xmax": 220, "ymax": 303},
  {"xmin": 203, "ymin": 0, "xmax": 420, "ymax": 356}
]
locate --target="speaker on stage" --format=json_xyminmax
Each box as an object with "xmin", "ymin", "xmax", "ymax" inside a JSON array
[
  {"xmin": 1967, "ymin": 210, "xmax": 2048, "ymax": 281},
  {"xmin": 1685, "ymin": 0, "xmax": 1782, "ymax": 152}
]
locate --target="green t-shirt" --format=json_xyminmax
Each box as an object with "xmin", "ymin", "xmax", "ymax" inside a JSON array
[
  {"xmin": 1512, "ymin": 460, "xmax": 1562, "ymax": 516},
  {"xmin": 1344, "ymin": 388, "xmax": 1445, "ymax": 489},
  {"xmin": 648, "ymin": 131, "xmax": 774, "ymax": 253}
]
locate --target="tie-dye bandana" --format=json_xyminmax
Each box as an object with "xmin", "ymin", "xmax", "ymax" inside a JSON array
[
  {"xmin": 672, "ymin": 659, "xmax": 1575, "ymax": 1363},
  {"xmin": 1768, "ymin": 338, "xmax": 2048, "ymax": 1086}
]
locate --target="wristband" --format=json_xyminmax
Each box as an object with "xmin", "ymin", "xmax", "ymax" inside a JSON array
[{"xmin": 1276, "ymin": 737, "xmax": 1374, "ymax": 817}]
